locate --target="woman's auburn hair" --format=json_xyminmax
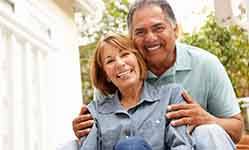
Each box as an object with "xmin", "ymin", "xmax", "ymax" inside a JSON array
[{"xmin": 90, "ymin": 33, "xmax": 147, "ymax": 95}]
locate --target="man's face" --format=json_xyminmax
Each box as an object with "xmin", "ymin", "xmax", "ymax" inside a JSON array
[{"xmin": 131, "ymin": 5, "xmax": 177, "ymax": 67}]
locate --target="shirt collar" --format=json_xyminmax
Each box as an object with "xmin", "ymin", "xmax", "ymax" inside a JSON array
[
  {"xmin": 140, "ymin": 81, "xmax": 160, "ymax": 102},
  {"xmin": 147, "ymin": 42, "xmax": 192, "ymax": 79},
  {"xmin": 175, "ymin": 42, "xmax": 192, "ymax": 71},
  {"xmin": 96, "ymin": 81, "xmax": 160, "ymax": 114}
]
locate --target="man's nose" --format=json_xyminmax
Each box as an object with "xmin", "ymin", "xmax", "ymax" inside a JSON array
[{"xmin": 145, "ymin": 31, "xmax": 157, "ymax": 42}]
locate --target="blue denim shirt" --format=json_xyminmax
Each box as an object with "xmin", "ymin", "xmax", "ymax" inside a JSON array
[{"xmin": 80, "ymin": 82, "xmax": 193, "ymax": 150}]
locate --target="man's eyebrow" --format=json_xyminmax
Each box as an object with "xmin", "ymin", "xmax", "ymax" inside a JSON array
[
  {"xmin": 152, "ymin": 23, "xmax": 164, "ymax": 28},
  {"xmin": 134, "ymin": 27, "xmax": 144, "ymax": 32},
  {"xmin": 134, "ymin": 23, "xmax": 164, "ymax": 31}
]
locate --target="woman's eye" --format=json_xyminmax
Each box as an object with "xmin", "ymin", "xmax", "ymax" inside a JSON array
[
  {"xmin": 121, "ymin": 52, "xmax": 130, "ymax": 57},
  {"xmin": 105, "ymin": 59, "xmax": 114, "ymax": 64}
]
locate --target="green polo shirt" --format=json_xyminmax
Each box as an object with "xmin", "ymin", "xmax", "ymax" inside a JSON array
[{"xmin": 147, "ymin": 42, "xmax": 240, "ymax": 117}]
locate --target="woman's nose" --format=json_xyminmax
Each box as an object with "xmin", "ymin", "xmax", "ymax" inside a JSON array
[{"xmin": 115, "ymin": 57, "xmax": 125, "ymax": 67}]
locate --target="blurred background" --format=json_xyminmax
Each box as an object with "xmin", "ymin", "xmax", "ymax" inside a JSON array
[{"xmin": 0, "ymin": 0, "xmax": 248, "ymax": 149}]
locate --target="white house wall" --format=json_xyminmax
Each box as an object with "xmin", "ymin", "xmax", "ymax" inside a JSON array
[
  {"xmin": 36, "ymin": 0, "xmax": 83, "ymax": 147},
  {"xmin": 0, "ymin": 0, "xmax": 83, "ymax": 149},
  {"xmin": 0, "ymin": 13, "xmax": 51, "ymax": 150}
]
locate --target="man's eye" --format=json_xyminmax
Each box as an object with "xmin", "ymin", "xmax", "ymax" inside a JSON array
[
  {"xmin": 155, "ymin": 26, "xmax": 165, "ymax": 32},
  {"xmin": 135, "ymin": 31, "xmax": 144, "ymax": 36}
]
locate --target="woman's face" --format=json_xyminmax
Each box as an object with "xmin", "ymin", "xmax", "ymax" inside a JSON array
[{"xmin": 101, "ymin": 43, "xmax": 141, "ymax": 91}]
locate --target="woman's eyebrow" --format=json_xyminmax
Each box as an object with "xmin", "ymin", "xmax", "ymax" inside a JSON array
[{"xmin": 103, "ymin": 55, "xmax": 112, "ymax": 61}]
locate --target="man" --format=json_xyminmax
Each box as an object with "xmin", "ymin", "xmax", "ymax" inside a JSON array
[{"xmin": 73, "ymin": 0, "xmax": 243, "ymax": 147}]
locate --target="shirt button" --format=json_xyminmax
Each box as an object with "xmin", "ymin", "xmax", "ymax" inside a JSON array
[{"xmin": 156, "ymin": 120, "xmax": 160, "ymax": 124}]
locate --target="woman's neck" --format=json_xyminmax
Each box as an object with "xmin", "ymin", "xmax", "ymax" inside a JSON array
[{"xmin": 119, "ymin": 81, "xmax": 143, "ymax": 109}]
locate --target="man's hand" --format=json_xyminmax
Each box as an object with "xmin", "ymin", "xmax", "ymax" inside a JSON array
[
  {"xmin": 72, "ymin": 104, "xmax": 94, "ymax": 139},
  {"xmin": 166, "ymin": 91, "xmax": 243, "ymax": 143},
  {"xmin": 166, "ymin": 91, "xmax": 216, "ymax": 127}
]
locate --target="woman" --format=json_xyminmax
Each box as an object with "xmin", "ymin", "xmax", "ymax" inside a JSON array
[{"xmin": 79, "ymin": 33, "xmax": 193, "ymax": 150}]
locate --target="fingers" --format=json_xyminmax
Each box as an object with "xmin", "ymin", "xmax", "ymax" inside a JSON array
[
  {"xmin": 74, "ymin": 117, "xmax": 94, "ymax": 129},
  {"xmin": 73, "ymin": 113, "xmax": 93, "ymax": 124},
  {"xmin": 170, "ymin": 117, "xmax": 193, "ymax": 126},
  {"xmin": 170, "ymin": 115, "xmax": 212, "ymax": 126},
  {"xmin": 167, "ymin": 103, "xmax": 194, "ymax": 112},
  {"xmin": 72, "ymin": 105, "xmax": 93, "ymax": 139},
  {"xmin": 181, "ymin": 90, "xmax": 195, "ymax": 104},
  {"xmin": 167, "ymin": 111, "xmax": 215, "ymax": 127},
  {"xmin": 73, "ymin": 116, "xmax": 94, "ymax": 139},
  {"xmin": 75, "ymin": 128, "xmax": 91, "ymax": 139},
  {"xmin": 166, "ymin": 103, "xmax": 203, "ymax": 120},
  {"xmin": 166, "ymin": 109, "xmax": 193, "ymax": 119},
  {"xmin": 79, "ymin": 104, "xmax": 89, "ymax": 115}
]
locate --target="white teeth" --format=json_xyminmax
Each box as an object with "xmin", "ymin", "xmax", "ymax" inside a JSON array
[
  {"xmin": 118, "ymin": 70, "xmax": 130, "ymax": 77},
  {"xmin": 119, "ymin": 75, "xmax": 129, "ymax": 80},
  {"xmin": 117, "ymin": 70, "xmax": 131, "ymax": 79},
  {"xmin": 147, "ymin": 45, "xmax": 160, "ymax": 51}
]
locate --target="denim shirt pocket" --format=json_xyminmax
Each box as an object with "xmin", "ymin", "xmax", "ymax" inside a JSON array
[
  {"xmin": 139, "ymin": 111, "xmax": 165, "ymax": 148},
  {"xmin": 102, "ymin": 127, "xmax": 121, "ymax": 149}
]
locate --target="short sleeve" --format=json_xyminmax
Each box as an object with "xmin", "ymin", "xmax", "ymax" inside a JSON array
[{"xmin": 207, "ymin": 56, "xmax": 240, "ymax": 117}]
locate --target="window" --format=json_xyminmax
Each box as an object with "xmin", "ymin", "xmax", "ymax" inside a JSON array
[
  {"xmin": 0, "ymin": 0, "xmax": 15, "ymax": 13},
  {"xmin": 0, "ymin": 0, "xmax": 52, "ymax": 40}
]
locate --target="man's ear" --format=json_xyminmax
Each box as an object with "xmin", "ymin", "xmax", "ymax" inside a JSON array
[{"xmin": 174, "ymin": 24, "xmax": 181, "ymax": 38}]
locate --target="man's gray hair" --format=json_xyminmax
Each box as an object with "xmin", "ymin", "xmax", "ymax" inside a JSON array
[{"xmin": 127, "ymin": 0, "xmax": 177, "ymax": 33}]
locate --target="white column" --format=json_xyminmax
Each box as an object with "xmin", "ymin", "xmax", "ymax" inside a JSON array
[
  {"xmin": 2, "ymin": 27, "xmax": 15, "ymax": 150},
  {"xmin": 30, "ymin": 46, "xmax": 43, "ymax": 150},
  {"xmin": 24, "ymin": 42, "xmax": 41, "ymax": 150},
  {"xmin": 0, "ymin": 1, "xmax": 58, "ymax": 149},
  {"xmin": 0, "ymin": 26, "xmax": 11, "ymax": 150},
  {"xmin": 10, "ymin": 34, "xmax": 26, "ymax": 150},
  {"xmin": 37, "ymin": 50, "xmax": 47, "ymax": 150}
]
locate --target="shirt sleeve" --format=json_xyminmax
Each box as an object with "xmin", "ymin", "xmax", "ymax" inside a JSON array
[
  {"xmin": 79, "ymin": 102, "xmax": 98, "ymax": 150},
  {"xmin": 165, "ymin": 122, "xmax": 194, "ymax": 150},
  {"xmin": 163, "ymin": 84, "xmax": 194, "ymax": 149},
  {"xmin": 206, "ymin": 56, "xmax": 240, "ymax": 117}
]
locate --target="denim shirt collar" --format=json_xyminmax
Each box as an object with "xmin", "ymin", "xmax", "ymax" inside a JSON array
[{"xmin": 96, "ymin": 81, "xmax": 160, "ymax": 114}]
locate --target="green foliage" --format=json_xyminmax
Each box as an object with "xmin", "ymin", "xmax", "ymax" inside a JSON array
[
  {"xmin": 182, "ymin": 14, "xmax": 249, "ymax": 97},
  {"xmin": 80, "ymin": 43, "xmax": 96, "ymax": 103},
  {"xmin": 81, "ymin": 0, "xmax": 129, "ymax": 43}
]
